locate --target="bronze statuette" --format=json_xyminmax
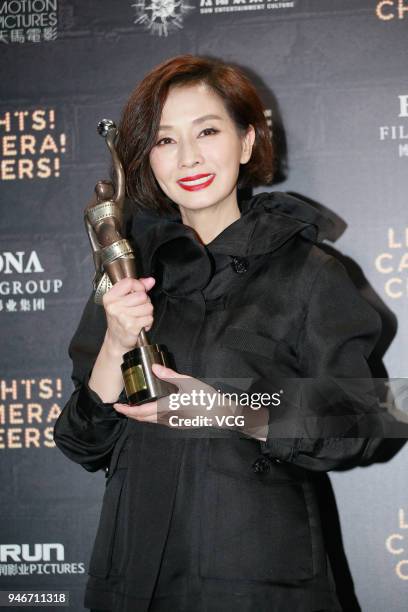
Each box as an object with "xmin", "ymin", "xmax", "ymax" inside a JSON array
[{"xmin": 84, "ymin": 119, "xmax": 177, "ymax": 405}]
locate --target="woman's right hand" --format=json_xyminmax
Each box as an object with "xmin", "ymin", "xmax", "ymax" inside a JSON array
[{"xmin": 102, "ymin": 276, "xmax": 156, "ymax": 356}]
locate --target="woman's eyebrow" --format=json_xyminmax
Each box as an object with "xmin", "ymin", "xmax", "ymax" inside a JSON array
[{"xmin": 158, "ymin": 114, "xmax": 223, "ymax": 131}]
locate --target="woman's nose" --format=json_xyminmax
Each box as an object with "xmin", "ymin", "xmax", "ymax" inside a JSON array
[{"xmin": 178, "ymin": 139, "xmax": 204, "ymax": 168}]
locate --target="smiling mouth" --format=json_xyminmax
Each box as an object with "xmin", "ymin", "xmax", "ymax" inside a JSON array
[{"xmin": 177, "ymin": 173, "xmax": 216, "ymax": 191}]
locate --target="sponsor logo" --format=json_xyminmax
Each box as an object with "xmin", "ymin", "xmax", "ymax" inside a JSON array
[
  {"xmin": 379, "ymin": 95, "xmax": 408, "ymax": 159},
  {"xmin": 386, "ymin": 509, "xmax": 408, "ymax": 580},
  {"xmin": 132, "ymin": 0, "xmax": 194, "ymax": 36},
  {"xmin": 200, "ymin": 0, "xmax": 296, "ymax": 16},
  {"xmin": 374, "ymin": 228, "xmax": 408, "ymax": 299},
  {"xmin": 0, "ymin": 108, "xmax": 67, "ymax": 181},
  {"xmin": 0, "ymin": 376, "xmax": 62, "ymax": 449},
  {"xmin": 0, "ymin": 543, "xmax": 85, "ymax": 576},
  {"xmin": 376, "ymin": 0, "xmax": 408, "ymax": 20},
  {"xmin": 0, "ymin": 250, "xmax": 63, "ymax": 313},
  {"xmin": 0, "ymin": 0, "xmax": 58, "ymax": 44}
]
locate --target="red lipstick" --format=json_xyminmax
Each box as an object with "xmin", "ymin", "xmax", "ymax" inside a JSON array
[{"xmin": 177, "ymin": 173, "xmax": 215, "ymax": 192}]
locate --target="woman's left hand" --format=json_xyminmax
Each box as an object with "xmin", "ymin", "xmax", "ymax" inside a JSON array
[
  {"xmin": 113, "ymin": 363, "xmax": 268, "ymax": 440},
  {"xmin": 113, "ymin": 363, "xmax": 231, "ymax": 426}
]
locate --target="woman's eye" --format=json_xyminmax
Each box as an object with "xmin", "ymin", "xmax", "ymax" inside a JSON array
[
  {"xmin": 156, "ymin": 137, "xmax": 173, "ymax": 146},
  {"xmin": 200, "ymin": 128, "xmax": 219, "ymax": 137}
]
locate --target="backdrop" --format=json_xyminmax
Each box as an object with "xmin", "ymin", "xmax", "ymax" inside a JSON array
[{"xmin": 0, "ymin": 1, "xmax": 407, "ymax": 610}]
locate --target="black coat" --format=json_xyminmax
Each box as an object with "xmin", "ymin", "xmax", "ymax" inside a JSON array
[{"xmin": 54, "ymin": 192, "xmax": 384, "ymax": 612}]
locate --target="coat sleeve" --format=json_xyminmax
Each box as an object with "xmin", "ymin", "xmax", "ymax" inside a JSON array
[
  {"xmin": 53, "ymin": 294, "xmax": 128, "ymax": 473},
  {"xmin": 261, "ymin": 255, "xmax": 387, "ymax": 471}
]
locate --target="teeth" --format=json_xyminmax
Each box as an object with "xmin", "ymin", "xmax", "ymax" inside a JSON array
[{"xmin": 179, "ymin": 175, "xmax": 213, "ymax": 186}]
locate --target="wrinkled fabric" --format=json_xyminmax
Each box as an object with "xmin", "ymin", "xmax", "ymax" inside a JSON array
[{"xmin": 53, "ymin": 191, "xmax": 385, "ymax": 612}]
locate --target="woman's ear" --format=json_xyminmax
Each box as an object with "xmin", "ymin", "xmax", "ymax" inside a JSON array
[{"xmin": 240, "ymin": 124, "xmax": 256, "ymax": 165}]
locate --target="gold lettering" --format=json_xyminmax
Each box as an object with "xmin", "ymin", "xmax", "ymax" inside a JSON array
[
  {"xmin": 9, "ymin": 404, "xmax": 24, "ymax": 425},
  {"xmin": 21, "ymin": 379, "xmax": 35, "ymax": 400},
  {"xmin": 37, "ymin": 158, "xmax": 52, "ymax": 179},
  {"xmin": 399, "ymin": 508, "xmax": 408, "ymax": 529},
  {"xmin": 39, "ymin": 378, "xmax": 53, "ymax": 399},
  {"xmin": 39, "ymin": 134, "xmax": 58, "ymax": 154},
  {"xmin": 375, "ymin": 253, "xmax": 393, "ymax": 273},
  {"xmin": 398, "ymin": 252, "xmax": 408, "ymax": 272},
  {"xmin": 376, "ymin": 0, "xmax": 395, "ymax": 20},
  {"xmin": 18, "ymin": 158, "xmax": 34, "ymax": 179},
  {"xmin": 27, "ymin": 403, "xmax": 42, "ymax": 424},
  {"xmin": 398, "ymin": 0, "xmax": 408, "ymax": 18},
  {"xmin": 0, "ymin": 112, "xmax": 11, "ymax": 132},
  {"xmin": 25, "ymin": 428, "xmax": 40, "ymax": 448},
  {"xmin": 47, "ymin": 403, "xmax": 61, "ymax": 422},
  {"xmin": 385, "ymin": 277, "xmax": 403, "ymax": 298},
  {"xmin": 0, "ymin": 380, "xmax": 17, "ymax": 401},
  {"xmin": 3, "ymin": 135, "xmax": 17, "ymax": 156},
  {"xmin": 44, "ymin": 426, "xmax": 55, "ymax": 447},
  {"xmin": 396, "ymin": 559, "xmax": 408, "ymax": 579},
  {"xmin": 13, "ymin": 110, "xmax": 29, "ymax": 131},
  {"xmin": 388, "ymin": 228, "xmax": 402, "ymax": 248},
  {"xmin": 386, "ymin": 533, "xmax": 404, "ymax": 554},
  {"xmin": 1, "ymin": 159, "xmax": 16, "ymax": 180},
  {"xmin": 32, "ymin": 110, "xmax": 47, "ymax": 131},
  {"xmin": 20, "ymin": 134, "xmax": 36, "ymax": 155},
  {"xmin": 7, "ymin": 428, "xmax": 22, "ymax": 449}
]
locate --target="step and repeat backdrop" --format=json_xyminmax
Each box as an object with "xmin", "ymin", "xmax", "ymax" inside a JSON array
[{"xmin": 1, "ymin": 1, "xmax": 407, "ymax": 610}]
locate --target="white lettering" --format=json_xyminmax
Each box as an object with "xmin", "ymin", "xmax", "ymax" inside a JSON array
[
  {"xmin": 386, "ymin": 533, "xmax": 404, "ymax": 555},
  {"xmin": 0, "ymin": 250, "xmax": 44, "ymax": 274},
  {"xmin": 399, "ymin": 95, "xmax": 408, "ymax": 117}
]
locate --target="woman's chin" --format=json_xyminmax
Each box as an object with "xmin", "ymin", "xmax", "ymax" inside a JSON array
[{"xmin": 176, "ymin": 193, "xmax": 231, "ymax": 213}]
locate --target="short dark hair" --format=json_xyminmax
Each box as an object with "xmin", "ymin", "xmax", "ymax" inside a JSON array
[{"xmin": 117, "ymin": 54, "xmax": 274, "ymax": 215}]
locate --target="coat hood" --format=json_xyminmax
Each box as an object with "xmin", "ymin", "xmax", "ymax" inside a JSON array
[{"xmin": 128, "ymin": 191, "xmax": 334, "ymax": 296}]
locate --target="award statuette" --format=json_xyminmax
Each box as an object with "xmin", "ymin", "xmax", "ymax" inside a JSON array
[{"xmin": 84, "ymin": 118, "xmax": 177, "ymax": 405}]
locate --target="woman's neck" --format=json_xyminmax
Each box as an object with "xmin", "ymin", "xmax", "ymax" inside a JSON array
[{"xmin": 179, "ymin": 198, "xmax": 241, "ymax": 245}]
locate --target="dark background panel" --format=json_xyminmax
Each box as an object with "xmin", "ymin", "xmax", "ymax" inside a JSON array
[{"xmin": 1, "ymin": 1, "xmax": 407, "ymax": 610}]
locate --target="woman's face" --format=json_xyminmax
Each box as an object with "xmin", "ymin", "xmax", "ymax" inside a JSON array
[{"xmin": 149, "ymin": 82, "xmax": 255, "ymax": 216}]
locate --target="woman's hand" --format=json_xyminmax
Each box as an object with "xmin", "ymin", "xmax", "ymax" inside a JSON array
[
  {"xmin": 88, "ymin": 276, "xmax": 155, "ymax": 402},
  {"xmin": 103, "ymin": 276, "xmax": 155, "ymax": 356},
  {"xmin": 113, "ymin": 363, "xmax": 269, "ymax": 441}
]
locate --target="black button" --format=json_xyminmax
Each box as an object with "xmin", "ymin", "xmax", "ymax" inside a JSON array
[
  {"xmin": 231, "ymin": 256, "xmax": 248, "ymax": 274},
  {"xmin": 252, "ymin": 455, "xmax": 282, "ymax": 473},
  {"xmin": 252, "ymin": 456, "xmax": 271, "ymax": 474}
]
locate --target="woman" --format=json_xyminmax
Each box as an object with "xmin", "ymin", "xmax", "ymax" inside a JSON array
[{"xmin": 54, "ymin": 55, "xmax": 383, "ymax": 612}]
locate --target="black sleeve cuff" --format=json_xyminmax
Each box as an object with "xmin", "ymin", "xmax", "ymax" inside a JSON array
[{"xmin": 77, "ymin": 372, "xmax": 127, "ymax": 421}]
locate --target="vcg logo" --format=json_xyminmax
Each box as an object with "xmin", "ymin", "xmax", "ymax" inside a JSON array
[{"xmin": 376, "ymin": 0, "xmax": 408, "ymax": 20}]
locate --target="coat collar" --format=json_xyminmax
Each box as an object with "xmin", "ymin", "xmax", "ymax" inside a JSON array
[{"xmin": 128, "ymin": 191, "xmax": 333, "ymax": 297}]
